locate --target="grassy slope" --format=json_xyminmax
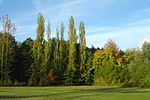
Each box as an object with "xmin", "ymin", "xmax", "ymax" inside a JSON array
[{"xmin": 0, "ymin": 86, "xmax": 150, "ymax": 100}]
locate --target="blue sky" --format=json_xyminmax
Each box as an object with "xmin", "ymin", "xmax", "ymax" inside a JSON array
[{"xmin": 0, "ymin": 0, "xmax": 150, "ymax": 50}]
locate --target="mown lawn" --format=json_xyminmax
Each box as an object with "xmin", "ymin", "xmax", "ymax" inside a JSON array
[{"xmin": 0, "ymin": 86, "xmax": 150, "ymax": 100}]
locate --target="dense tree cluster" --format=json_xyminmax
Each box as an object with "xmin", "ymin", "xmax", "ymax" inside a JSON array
[{"xmin": 0, "ymin": 14, "xmax": 150, "ymax": 87}]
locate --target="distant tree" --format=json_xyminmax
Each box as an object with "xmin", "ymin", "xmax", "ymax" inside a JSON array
[
  {"xmin": 64, "ymin": 16, "xmax": 77, "ymax": 85},
  {"xmin": 53, "ymin": 27, "xmax": 60, "ymax": 84},
  {"xmin": 124, "ymin": 48, "xmax": 140, "ymax": 64},
  {"xmin": 104, "ymin": 39, "xmax": 119, "ymax": 51},
  {"xmin": 54, "ymin": 27, "xmax": 60, "ymax": 71},
  {"xmin": 58, "ymin": 22, "xmax": 66, "ymax": 84},
  {"xmin": 12, "ymin": 38, "xmax": 33, "ymax": 84},
  {"xmin": 59, "ymin": 22, "xmax": 65, "ymax": 71},
  {"xmin": 85, "ymin": 49, "xmax": 94, "ymax": 85},
  {"xmin": 29, "ymin": 13, "xmax": 45, "ymax": 86},
  {"xmin": 44, "ymin": 21, "xmax": 53, "ymax": 85},
  {"xmin": 141, "ymin": 42, "xmax": 150, "ymax": 60},
  {"xmin": 0, "ymin": 15, "xmax": 16, "ymax": 86},
  {"xmin": 93, "ymin": 40, "xmax": 129, "ymax": 86},
  {"xmin": 79, "ymin": 21, "xmax": 87, "ymax": 84},
  {"xmin": 129, "ymin": 42, "xmax": 150, "ymax": 87}
]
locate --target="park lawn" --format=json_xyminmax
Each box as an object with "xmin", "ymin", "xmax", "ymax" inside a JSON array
[{"xmin": 0, "ymin": 86, "xmax": 150, "ymax": 100}]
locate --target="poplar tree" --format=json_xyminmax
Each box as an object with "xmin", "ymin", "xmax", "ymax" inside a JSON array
[
  {"xmin": 51, "ymin": 27, "xmax": 60, "ymax": 84},
  {"xmin": 79, "ymin": 21, "xmax": 86, "ymax": 84},
  {"xmin": 44, "ymin": 21, "xmax": 52, "ymax": 84},
  {"xmin": 45, "ymin": 21, "xmax": 51, "ymax": 69},
  {"xmin": 54, "ymin": 27, "xmax": 60, "ymax": 70},
  {"xmin": 59, "ymin": 22, "xmax": 65, "ymax": 71},
  {"xmin": 57, "ymin": 22, "xmax": 65, "ymax": 84},
  {"xmin": 64, "ymin": 16, "xmax": 77, "ymax": 85},
  {"xmin": 29, "ymin": 13, "xmax": 45, "ymax": 86}
]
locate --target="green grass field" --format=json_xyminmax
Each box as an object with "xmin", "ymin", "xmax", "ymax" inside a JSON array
[{"xmin": 0, "ymin": 86, "xmax": 150, "ymax": 100}]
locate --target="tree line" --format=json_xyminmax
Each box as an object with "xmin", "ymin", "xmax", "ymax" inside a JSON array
[{"xmin": 0, "ymin": 13, "xmax": 150, "ymax": 87}]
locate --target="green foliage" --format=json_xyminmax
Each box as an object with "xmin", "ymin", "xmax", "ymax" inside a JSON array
[
  {"xmin": 1, "ymin": 13, "xmax": 150, "ymax": 87},
  {"xmin": 54, "ymin": 27, "xmax": 60, "ymax": 71},
  {"xmin": 64, "ymin": 16, "xmax": 77, "ymax": 85},
  {"xmin": 0, "ymin": 33, "xmax": 17, "ymax": 86},
  {"xmin": 59, "ymin": 23, "xmax": 65, "ymax": 70},
  {"xmin": 93, "ymin": 40, "xmax": 129, "ymax": 86},
  {"xmin": 79, "ymin": 21, "xmax": 87, "ymax": 85},
  {"xmin": 129, "ymin": 42, "xmax": 150, "ymax": 87},
  {"xmin": 43, "ymin": 21, "xmax": 53, "ymax": 85},
  {"xmin": 0, "ymin": 15, "xmax": 16, "ymax": 86},
  {"xmin": 85, "ymin": 50, "xmax": 94, "ymax": 85},
  {"xmin": 141, "ymin": 42, "xmax": 150, "ymax": 59},
  {"xmin": 58, "ymin": 22, "xmax": 66, "ymax": 84},
  {"xmin": 12, "ymin": 38, "xmax": 33, "ymax": 83},
  {"xmin": 29, "ymin": 13, "xmax": 45, "ymax": 86}
]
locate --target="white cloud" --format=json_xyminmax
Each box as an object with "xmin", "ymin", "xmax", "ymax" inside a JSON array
[{"xmin": 139, "ymin": 37, "xmax": 150, "ymax": 49}]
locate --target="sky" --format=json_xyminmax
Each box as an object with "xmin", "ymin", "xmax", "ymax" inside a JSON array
[{"xmin": 0, "ymin": 0, "xmax": 150, "ymax": 50}]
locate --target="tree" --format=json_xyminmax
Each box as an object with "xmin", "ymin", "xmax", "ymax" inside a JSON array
[
  {"xmin": 85, "ymin": 49, "xmax": 94, "ymax": 85},
  {"xmin": 52, "ymin": 27, "xmax": 60, "ymax": 84},
  {"xmin": 129, "ymin": 42, "xmax": 150, "ymax": 87},
  {"xmin": 58, "ymin": 22, "xmax": 66, "ymax": 84},
  {"xmin": 29, "ymin": 13, "xmax": 45, "ymax": 86},
  {"xmin": 43, "ymin": 21, "xmax": 53, "ymax": 85},
  {"xmin": 93, "ymin": 40, "xmax": 129, "ymax": 86},
  {"xmin": 64, "ymin": 16, "xmax": 77, "ymax": 85},
  {"xmin": 141, "ymin": 42, "xmax": 150, "ymax": 60},
  {"xmin": 104, "ymin": 39, "xmax": 119, "ymax": 51},
  {"xmin": 54, "ymin": 27, "xmax": 60, "ymax": 71},
  {"xmin": 0, "ymin": 15, "xmax": 16, "ymax": 86},
  {"xmin": 12, "ymin": 38, "xmax": 33, "ymax": 84},
  {"xmin": 79, "ymin": 21, "xmax": 87, "ymax": 84},
  {"xmin": 59, "ymin": 22, "xmax": 65, "ymax": 71},
  {"xmin": 0, "ymin": 33, "xmax": 17, "ymax": 86}
]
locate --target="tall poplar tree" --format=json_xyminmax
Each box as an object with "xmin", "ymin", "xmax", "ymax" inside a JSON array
[
  {"xmin": 79, "ymin": 21, "xmax": 86, "ymax": 84},
  {"xmin": 51, "ymin": 27, "xmax": 60, "ymax": 84},
  {"xmin": 64, "ymin": 16, "xmax": 77, "ymax": 85},
  {"xmin": 29, "ymin": 13, "xmax": 45, "ymax": 86},
  {"xmin": 57, "ymin": 22, "xmax": 65, "ymax": 84},
  {"xmin": 59, "ymin": 22, "xmax": 65, "ymax": 71},
  {"xmin": 45, "ymin": 21, "xmax": 51, "ymax": 69},
  {"xmin": 44, "ymin": 21, "xmax": 52, "ymax": 84},
  {"xmin": 54, "ymin": 27, "xmax": 60, "ymax": 70}
]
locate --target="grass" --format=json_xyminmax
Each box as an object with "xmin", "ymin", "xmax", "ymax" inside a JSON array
[{"xmin": 0, "ymin": 86, "xmax": 150, "ymax": 100}]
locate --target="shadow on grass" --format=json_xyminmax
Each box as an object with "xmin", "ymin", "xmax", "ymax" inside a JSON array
[
  {"xmin": 67, "ymin": 87, "xmax": 150, "ymax": 100},
  {"xmin": 81, "ymin": 87, "xmax": 148, "ymax": 93},
  {"xmin": 0, "ymin": 87, "xmax": 149, "ymax": 99}
]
